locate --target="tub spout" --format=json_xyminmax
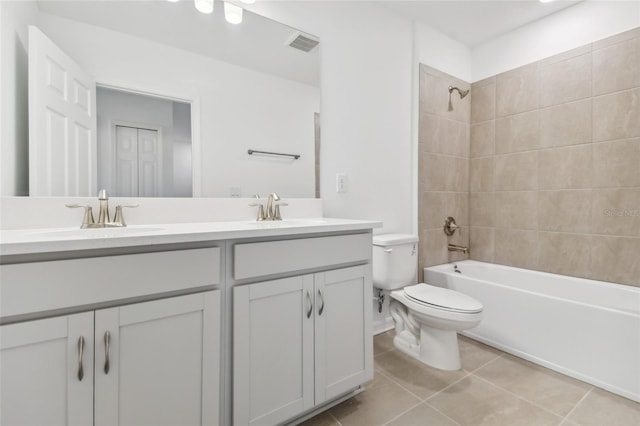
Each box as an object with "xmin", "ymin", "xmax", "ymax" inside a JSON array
[{"xmin": 448, "ymin": 244, "xmax": 468, "ymax": 254}]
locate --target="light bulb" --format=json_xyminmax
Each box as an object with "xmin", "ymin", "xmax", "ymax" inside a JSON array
[
  {"xmin": 224, "ymin": 2, "xmax": 243, "ymax": 24},
  {"xmin": 194, "ymin": 0, "xmax": 214, "ymax": 14},
  {"xmin": 238, "ymin": 0, "xmax": 255, "ymax": 4}
]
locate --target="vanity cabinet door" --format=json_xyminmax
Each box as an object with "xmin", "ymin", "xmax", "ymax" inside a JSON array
[
  {"xmin": 314, "ymin": 266, "xmax": 373, "ymax": 404},
  {"xmin": 234, "ymin": 275, "xmax": 315, "ymax": 426},
  {"xmin": 94, "ymin": 291, "xmax": 220, "ymax": 426},
  {"xmin": 0, "ymin": 312, "xmax": 94, "ymax": 426}
]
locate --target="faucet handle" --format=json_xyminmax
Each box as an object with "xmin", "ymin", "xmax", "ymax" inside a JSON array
[
  {"xmin": 248, "ymin": 203, "xmax": 266, "ymax": 221},
  {"xmin": 113, "ymin": 204, "xmax": 138, "ymax": 227},
  {"xmin": 66, "ymin": 204, "xmax": 95, "ymax": 228},
  {"xmin": 274, "ymin": 202, "xmax": 288, "ymax": 220}
]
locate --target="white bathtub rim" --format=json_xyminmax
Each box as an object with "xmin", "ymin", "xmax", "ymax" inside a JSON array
[
  {"xmin": 429, "ymin": 260, "xmax": 638, "ymax": 293},
  {"xmin": 461, "ymin": 331, "xmax": 640, "ymax": 403},
  {"xmin": 425, "ymin": 261, "xmax": 640, "ymax": 316}
]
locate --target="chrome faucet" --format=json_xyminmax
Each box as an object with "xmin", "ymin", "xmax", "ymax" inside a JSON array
[
  {"xmin": 448, "ymin": 244, "xmax": 469, "ymax": 254},
  {"xmin": 266, "ymin": 192, "xmax": 280, "ymax": 220},
  {"xmin": 97, "ymin": 189, "xmax": 110, "ymax": 225},
  {"xmin": 66, "ymin": 189, "xmax": 138, "ymax": 228}
]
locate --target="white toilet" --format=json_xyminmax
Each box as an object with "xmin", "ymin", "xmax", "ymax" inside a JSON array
[{"xmin": 373, "ymin": 234, "xmax": 483, "ymax": 371}]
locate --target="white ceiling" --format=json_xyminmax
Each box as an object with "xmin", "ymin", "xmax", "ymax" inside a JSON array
[
  {"xmin": 379, "ymin": 0, "xmax": 583, "ymax": 47},
  {"xmin": 37, "ymin": 0, "xmax": 584, "ymax": 86},
  {"xmin": 37, "ymin": 1, "xmax": 321, "ymax": 87}
]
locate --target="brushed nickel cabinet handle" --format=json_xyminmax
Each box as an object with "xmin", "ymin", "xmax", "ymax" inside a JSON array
[
  {"xmin": 318, "ymin": 289, "xmax": 324, "ymax": 316},
  {"xmin": 306, "ymin": 290, "xmax": 313, "ymax": 318},
  {"xmin": 104, "ymin": 331, "xmax": 111, "ymax": 374},
  {"xmin": 77, "ymin": 336, "xmax": 85, "ymax": 381}
]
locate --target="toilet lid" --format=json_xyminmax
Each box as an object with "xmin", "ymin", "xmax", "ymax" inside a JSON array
[{"xmin": 404, "ymin": 284, "xmax": 483, "ymax": 313}]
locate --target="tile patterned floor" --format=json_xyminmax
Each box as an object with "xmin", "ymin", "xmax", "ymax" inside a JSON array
[{"xmin": 301, "ymin": 331, "xmax": 640, "ymax": 426}]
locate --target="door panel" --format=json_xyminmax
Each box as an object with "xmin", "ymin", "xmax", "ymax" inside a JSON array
[
  {"xmin": 137, "ymin": 128, "xmax": 160, "ymax": 197},
  {"xmin": 0, "ymin": 312, "xmax": 94, "ymax": 426},
  {"xmin": 28, "ymin": 26, "xmax": 96, "ymax": 196},
  {"xmin": 115, "ymin": 126, "xmax": 138, "ymax": 197},
  {"xmin": 95, "ymin": 292, "xmax": 219, "ymax": 426},
  {"xmin": 234, "ymin": 276, "xmax": 314, "ymax": 426},
  {"xmin": 315, "ymin": 266, "xmax": 373, "ymax": 403}
]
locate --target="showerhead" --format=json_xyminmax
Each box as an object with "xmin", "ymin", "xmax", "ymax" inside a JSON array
[
  {"xmin": 449, "ymin": 85, "xmax": 469, "ymax": 99},
  {"xmin": 448, "ymin": 85, "xmax": 470, "ymax": 111}
]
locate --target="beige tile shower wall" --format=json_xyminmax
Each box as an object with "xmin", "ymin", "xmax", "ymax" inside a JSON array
[
  {"xmin": 418, "ymin": 65, "xmax": 471, "ymax": 280},
  {"xmin": 469, "ymin": 27, "xmax": 640, "ymax": 287}
]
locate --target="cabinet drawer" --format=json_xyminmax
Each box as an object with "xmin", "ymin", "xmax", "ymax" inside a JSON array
[
  {"xmin": 234, "ymin": 234, "xmax": 370, "ymax": 280},
  {"xmin": 1, "ymin": 247, "xmax": 220, "ymax": 319}
]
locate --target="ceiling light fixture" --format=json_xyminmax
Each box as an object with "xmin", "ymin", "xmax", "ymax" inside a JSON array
[
  {"xmin": 539, "ymin": 0, "xmax": 556, "ymax": 3},
  {"xmin": 224, "ymin": 2, "xmax": 243, "ymax": 24},
  {"xmin": 194, "ymin": 0, "xmax": 214, "ymax": 14},
  {"xmin": 172, "ymin": 0, "xmax": 251, "ymax": 21}
]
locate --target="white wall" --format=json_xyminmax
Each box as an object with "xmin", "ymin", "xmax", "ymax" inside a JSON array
[
  {"xmin": 250, "ymin": 1, "xmax": 415, "ymax": 234},
  {"xmin": 472, "ymin": 0, "xmax": 640, "ymax": 81},
  {"xmin": 414, "ymin": 22, "xmax": 472, "ymax": 83}
]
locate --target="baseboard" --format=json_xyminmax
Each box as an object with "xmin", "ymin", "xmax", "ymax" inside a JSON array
[{"xmin": 373, "ymin": 317, "xmax": 394, "ymax": 335}]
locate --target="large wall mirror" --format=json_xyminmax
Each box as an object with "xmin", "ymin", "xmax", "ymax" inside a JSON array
[{"xmin": 1, "ymin": 0, "xmax": 320, "ymax": 198}]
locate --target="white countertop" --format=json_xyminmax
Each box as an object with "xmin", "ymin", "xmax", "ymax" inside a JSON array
[{"xmin": 0, "ymin": 218, "xmax": 382, "ymax": 257}]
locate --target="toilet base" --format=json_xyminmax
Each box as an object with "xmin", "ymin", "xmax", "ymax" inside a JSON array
[
  {"xmin": 389, "ymin": 298, "xmax": 470, "ymax": 371},
  {"xmin": 393, "ymin": 327, "xmax": 461, "ymax": 371}
]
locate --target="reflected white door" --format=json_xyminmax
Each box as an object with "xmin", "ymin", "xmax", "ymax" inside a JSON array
[
  {"xmin": 28, "ymin": 26, "xmax": 97, "ymax": 196},
  {"xmin": 115, "ymin": 126, "xmax": 161, "ymax": 197}
]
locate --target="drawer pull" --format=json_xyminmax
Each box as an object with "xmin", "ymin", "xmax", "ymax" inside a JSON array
[
  {"xmin": 104, "ymin": 331, "xmax": 111, "ymax": 374},
  {"xmin": 77, "ymin": 336, "xmax": 85, "ymax": 381},
  {"xmin": 318, "ymin": 289, "xmax": 324, "ymax": 316},
  {"xmin": 306, "ymin": 290, "xmax": 313, "ymax": 318}
]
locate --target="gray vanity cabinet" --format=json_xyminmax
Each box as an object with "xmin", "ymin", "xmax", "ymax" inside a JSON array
[
  {"xmin": 0, "ymin": 291, "xmax": 220, "ymax": 426},
  {"xmin": 232, "ymin": 234, "xmax": 374, "ymax": 426},
  {"xmin": 0, "ymin": 247, "xmax": 222, "ymax": 426}
]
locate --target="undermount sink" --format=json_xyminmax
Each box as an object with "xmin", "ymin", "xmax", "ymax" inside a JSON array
[{"xmin": 31, "ymin": 226, "xmax": 166, "ymax": 239}]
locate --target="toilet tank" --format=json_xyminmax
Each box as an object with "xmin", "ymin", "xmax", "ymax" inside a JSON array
[{"xmin": 372, "ymin": 234, "xmax": 418, "ymax": 290}]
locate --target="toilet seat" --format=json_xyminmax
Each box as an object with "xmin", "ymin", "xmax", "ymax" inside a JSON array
[{"xmin": 404, "ymin": 284, "xmax": 482, "ymax": 313}]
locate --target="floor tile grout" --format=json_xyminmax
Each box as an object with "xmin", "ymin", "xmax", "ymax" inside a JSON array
[
  {"xmin": 423, "ymin": 400, "xmax": 464, "ymax": 426},
  {"xmin": 471, "ymin": 373, "xmax": 569, "ymax": 421},
  {"xmin": 560, "ymin": 386, "xmax": 594, "ymax": 425},
  {"xmin": 418, "ymin": 351, "xmax": 506, "ymax": 404},
  {"xmin": 380, "ymin": 401, "xmax": 424, "ymax": 425},
  {"xmin": 421, "ymin": 370, "xmax": 473, "ymax": 403},
  {"xmin": 463, "ymin": 351, "xmax": 505, "ymax": 374},
  {"xmin": 373, "ymin": 361, "xmax": 428, "ymax": 402},
  {"xmin": 326, "ymin": 410, "xmax": 342, "ymax": 426}
]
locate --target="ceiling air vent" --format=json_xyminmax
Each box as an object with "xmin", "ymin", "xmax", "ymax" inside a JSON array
[{"xmin": 287, "ymin": 32, "xmax": 319, "ymax": 53}]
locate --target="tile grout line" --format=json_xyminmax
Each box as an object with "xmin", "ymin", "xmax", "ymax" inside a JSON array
[
  {"xmin": 373, "ymin": 363, "xmax": 428, "ymax": 402},
  {"xmin": 422, "ymin": 353, "xmax": 506, "ymax": 403},
  {"xmin": 423, "ymin": 400, "xmax": 464, "ymax": 426},
  {"xmin": 471, "ymin": 373, "xmax": 575, "ymax": 421},
  {"xmin": 560, "ymin": 386, "xmax": 594, "ymax": 424},
  {"xmin": 326, "ymin": 410, "xmax": 343, "ymax": 426},
  {"xmin": 380, "ymin": 401, "xmax": 424, "ymax": 426}
]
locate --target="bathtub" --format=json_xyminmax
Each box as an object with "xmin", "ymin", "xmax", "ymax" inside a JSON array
[{"xmin": 424, "ymin": 260, "xmax": 640, "ymax": 402}]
